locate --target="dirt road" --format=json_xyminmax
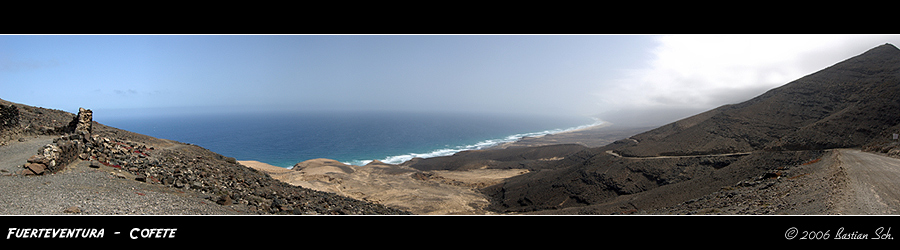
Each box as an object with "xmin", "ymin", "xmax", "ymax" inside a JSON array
[
  {"xmin": 605, "ymin": 150, "xmax": 751, "ymax": 159},
  {"xmin": 0, "ymin": 135, "xmax": 55, "ymax": 174},
  {"xmin": 835, "ymin": 149, "xmax": 900, "ymax": 214}
]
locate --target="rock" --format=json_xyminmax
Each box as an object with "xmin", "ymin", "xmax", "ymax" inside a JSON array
[
  {"xmin": 27, "ymin": 155, "xmax": 49, "ymax": 165},
  {"xmin": 63, "ymin": 206, "xmax": 82, "ymax": 213},
  {"xmin": 23, "ymin": 163, "xmax": 47, "ymax": 175},
  {"xmin": 762, "ymin": 171, "xmax": 783, "ymax": 179},
  {"xmin": 89, "ymin": 161, "xmax": 102, "ymax": 168},
  {"xmin": 163, "ymin": 176, "xmax": 174, "ymax": 185},
  {"xmin": 216, "ymin": 194, "xmax": 232, "ymax": 205}
]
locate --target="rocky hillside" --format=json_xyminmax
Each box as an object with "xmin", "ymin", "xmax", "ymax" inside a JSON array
[
  {"xmin": 0, "ymin": 99, "xmax": 411, "ymax": 215},
  {"xmin": 451, "ymin": 43, "xmax": 900, "ymax": 214}
]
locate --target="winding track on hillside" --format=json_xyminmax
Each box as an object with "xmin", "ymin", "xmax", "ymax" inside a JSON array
[
  {"xmin": 605, "ymin": 150, "xmax": 752, "ymax": 159},
  {"xmin": 835, "ymin": 149, "xmax": 900, "ymax": 214}
]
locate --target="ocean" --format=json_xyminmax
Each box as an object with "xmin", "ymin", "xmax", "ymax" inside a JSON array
[{"xmin": 100, "ymin": 110, "xmax": 602, "ymax": 168}]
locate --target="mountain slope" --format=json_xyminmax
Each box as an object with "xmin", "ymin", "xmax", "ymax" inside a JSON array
[
  {"xmin": 617, "ymin": 43, "xmax": 900, "ymax": 157},
  {"xmin": 481, "ymin": 43, "xmax": 900, "ymax": 214}
]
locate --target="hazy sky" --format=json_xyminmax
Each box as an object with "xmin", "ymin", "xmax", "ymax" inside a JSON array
[{"xmin": 2, "ymin": 34, "xmax": 899, "ymax": 124}]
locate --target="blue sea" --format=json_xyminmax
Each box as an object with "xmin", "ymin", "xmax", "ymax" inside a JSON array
[{"xmin": 100, "ymin": 110, "xmax": 602, "ymax": 168}]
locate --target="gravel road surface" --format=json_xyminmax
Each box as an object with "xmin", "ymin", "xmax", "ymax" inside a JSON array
[
  {"xmin": 0, "ymin": 136, "xmax": 55, "ymax": 174},
  {"xmin": 835, "ymin": 149, "xmax": 900, "ymax": 214},
  {"xmin": 0, "ymin": 136, "xmax": 245, "ymax": 215}
]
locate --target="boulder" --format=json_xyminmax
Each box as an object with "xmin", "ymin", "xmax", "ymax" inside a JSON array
[
  {"xmin": 217, "ymin": 194, "xmax": 233, "ymax": 205},
  {"xmin": 27, "ymin": 155, "xmax": 49, "ymax": 165},
  {"xmin": 63, "ymin": 206, "xmax": 82, "ymax": 213},
  {"xmin": 23, "ymin": 163, "xmax": 47, "ymax": 175}
]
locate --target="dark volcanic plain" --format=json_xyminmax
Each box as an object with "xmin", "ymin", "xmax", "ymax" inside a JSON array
[{"xmin": 3, "ymin": 43, "xmax": 900, "ymax": 216}]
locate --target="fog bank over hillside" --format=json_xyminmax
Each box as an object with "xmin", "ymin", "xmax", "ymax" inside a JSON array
[{"xmin": 592, "ymin": 35, "xmax": 900, "ymax": 126}]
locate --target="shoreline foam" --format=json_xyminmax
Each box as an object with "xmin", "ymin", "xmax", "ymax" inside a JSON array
[
  {"xmin": 242, "ymin": 118, "xmax": 610, "ymax": 168},
  {"xmin": 489, "ymin": 121, "xmax": 611, "ymax": 149}
]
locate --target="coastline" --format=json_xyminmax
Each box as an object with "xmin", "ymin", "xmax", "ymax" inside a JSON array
[{"xmin": 241, "ymin": 120, "xmax": 650, "ymax": 170}]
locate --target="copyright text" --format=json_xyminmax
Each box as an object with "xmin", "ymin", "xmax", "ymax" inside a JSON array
[{"xmin": 785, "ymin": 227, "xmax": 893, "ymax": 240}]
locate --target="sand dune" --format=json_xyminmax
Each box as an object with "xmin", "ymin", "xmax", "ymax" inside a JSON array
[{"xmin": 240, "ymin": 159, "xmax": 528, "ymax": 215}]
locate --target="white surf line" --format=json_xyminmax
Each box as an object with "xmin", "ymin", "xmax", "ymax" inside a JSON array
[{"xmin": 347, "ymin": 119, "xmax": 608, "ymax": 166}]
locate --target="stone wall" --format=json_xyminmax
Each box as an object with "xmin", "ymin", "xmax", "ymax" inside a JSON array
[
  {"xmin": 19, "ymin": 108, "xmax": 92, "ymax": 176},
  {"xmin": 0, "ymin": 104, "xmax": 18, "ymax": 128},
  {"xmin": 20, "ymin": 134, "xmax": 85, "ymax": 175}
]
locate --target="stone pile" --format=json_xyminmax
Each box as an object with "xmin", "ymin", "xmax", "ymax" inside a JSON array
[{"xmin": 85, "ymin": 135, "xmax": 154, "ymax": 171}]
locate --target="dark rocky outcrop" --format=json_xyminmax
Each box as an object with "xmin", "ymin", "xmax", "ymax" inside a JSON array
[{"xmin": 0, "ymin": 104, "xmax": 18, "ymax": 128}]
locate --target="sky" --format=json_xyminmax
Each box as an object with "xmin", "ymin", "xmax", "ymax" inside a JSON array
[{"xmin": 2, "ymin": 34, "xmax": 899, "ymax": 125}]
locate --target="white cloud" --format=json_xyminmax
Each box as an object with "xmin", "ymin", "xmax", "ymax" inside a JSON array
[{"xmin": 595, "ymin": 34, "xmax": 900, "ymax": 114}]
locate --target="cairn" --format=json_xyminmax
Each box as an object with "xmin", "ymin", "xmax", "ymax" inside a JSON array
[{"xmin": 69, "ymin": 107, "xmax": 92, "ymax": 141}]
